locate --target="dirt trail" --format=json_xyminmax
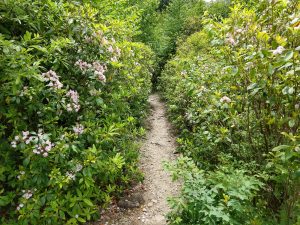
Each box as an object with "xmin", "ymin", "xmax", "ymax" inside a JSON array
[{"xmin": 100, "ymin": 94, "xmax": 180, "ymax": 225}]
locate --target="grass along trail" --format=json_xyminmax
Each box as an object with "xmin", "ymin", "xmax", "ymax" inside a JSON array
[{"xmin": 99, "ymin": 94, "xmax": 180, "ymax": 225}]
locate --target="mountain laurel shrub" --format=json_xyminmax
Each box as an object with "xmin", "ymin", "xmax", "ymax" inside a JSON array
[
  {"xmin": 160, "ymin": 0, "xmax": 300, "ymax": 224},
  {"xmin": 0, "ymin": 0, "xmax": 154, "ymax": 224}
]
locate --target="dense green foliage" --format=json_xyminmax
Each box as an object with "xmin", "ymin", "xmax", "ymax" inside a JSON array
[
  {"xmin": 1, "ymin": 0, "xmax": 299, "ymax": 224},
  {"xmin": 139, "ymin": 0, "xmax": 207, "ymax": 84},
  {"xmin": 205, "ymin": 0, "xmax": 231, "ymax": 19},
  {"xmin": 0, "ymin": 0, "xmax": 154, "ymax": 224},
  {"xmin": 160, "ymin": 0, "xmax": 300, "ymax": 224},
  {"xmin": 140, "ymin": 0, "xmax": 231, "ymax": 85}
]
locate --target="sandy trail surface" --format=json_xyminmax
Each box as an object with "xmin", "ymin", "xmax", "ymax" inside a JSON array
[{"xmin": 98, "ymin": 94, "xmax": 180, "ymax": 225}]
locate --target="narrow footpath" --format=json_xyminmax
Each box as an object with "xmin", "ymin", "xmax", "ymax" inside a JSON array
[{"xmin": 100, "ymin": 94, "xmax": 180, "ymax": 225}]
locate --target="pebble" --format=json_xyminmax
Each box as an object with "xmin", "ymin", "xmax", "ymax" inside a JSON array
[{"xmin": 147, "ymin": 202, "xmax": 153, "ymax": 207}]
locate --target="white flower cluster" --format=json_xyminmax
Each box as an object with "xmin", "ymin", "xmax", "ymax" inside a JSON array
[
  {"xmin": 75, "ymin": 60, "xmax": 107, "ymax": 83},
  {"xmin": 101, "ymin": 36, "xmax": 109, "ymax": 45},
  {"xmin": 107, "ymin": 45, "xmax": 114, "ymax": 53},
  {"xmin": 181, "ymin": 70, "xmax": 187, "ymax": 76},
  {"xmin": 110, "ymin": 56, "xmax": 118, "ymax": 62},
  {"xmin": 41, "ymin": 70, "xmax": 63, "ymax": 89},
  {"xmin": 33, "ymin": 139, "xmax": 54, "ymax": 157},
  {"xmin": 75, "ymin": 164, "xmax": 83, "ymax": 172},
  {"xmin": 16, "ymin": 203, "xmax": 24, "ymax": 211},
  {"xmin": 11, "ymin": 130, "xmax": 54, "ymax": 157},
  {"xmin": 107, "ymin": 45, "xmax": 121, "ymax": 56},
  {"xmin": 225, "ymin": 33, "xmax": 237, "ymax": 46},
  {"xmin": 64, "ymin": 163, "xmax": 83, "ymax": 182},
  {"xmin": 11, "ymin": 131, "xmax": 32, "ymax": 148},
  {"xmin": 235, "ymin": 28, "xmax": 243, "ymax": 34},
  {"xmin": 66, "ymin": 171, "xmax": 76, "ymax": 181},
  {"xmin": 22, "ymin": 190, "xmax": 33, "ymax": 199},
  {"xmin": 108, "ymin": 45, "xmax": 121, "ymax": 62},
  {"xmin": 220, "ymin": 96, "xmax": 232, "ymax": 103},
  {"xmin": 84, "ymin": 35, "xmax": 93, "ymax": 43},
  {"xmin": 116, "ymin": 47, "xmax": 121, "ymax": 56},
  {"xmin": 93, "ymin": 62, "xmax": 107, "ymax": 82},
  {"xmin": 225, "ymin": 27, "xmax": 248, "ymax": 46},
  {"xmin": 245, "ymin": 62, "xmax": 254, "ymax": 70},
  {"xmin": 17, "ymin": 171, "xmax": 25, "ymax": 180},
  {"xmin": 73, "ymin": 123, "xmax": 84, "ymax": 135},
  {"xmin": 11, "ymin": 137, "xmax": 18, "ymax": 148},
  {"xmin": 66, "ymin": 90, "xmax": 80, "ymax": 112},
  {"xmin": 75, "ymin": 59, "xmax": 92, "ymax": 72},
  {"xmin": 19, "ymin": 86, "xmax": 29, "ymax": 97},
  {"xmin": 272, "ymin": 46, "xmax": 285, "ymax": 55}
]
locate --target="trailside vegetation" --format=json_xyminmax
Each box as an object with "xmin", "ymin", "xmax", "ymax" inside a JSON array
[
  {"xmin": 0, "ymin": 0, "xmax": 299, "ymax": 224},
  {"xmin": 0, "ymin": 0, "xmax": 154, "ymax": 224},
  {"xmin": 160, "ymin": 0, "xmax": 300, "ymax": 224}
]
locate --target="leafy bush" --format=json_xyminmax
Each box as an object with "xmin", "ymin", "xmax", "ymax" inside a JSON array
[
  {"xmin": 140, "ymin": 0, "xmax": 206, "ymax": 84},
  {"xmin": 0, "ymin": 0, "xmax": 154, "ymax": 224},
  {"xmin": 156, "ymin": 0, "xmax": 205, "ymax": 56},
  {"xmin": 166, "ymin": 157, "xmax": 264, "ymax": 225},
  {"xmin": 160, "ymin": 0, "xmax": 300, "ymax": 224},
  {"xmin": 205, "ymin": 0, "xmax": 231, "ymax": 20}
]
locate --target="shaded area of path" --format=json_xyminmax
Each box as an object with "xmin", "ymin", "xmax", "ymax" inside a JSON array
[{"xmin": 99, "ymin": 94, "xmax": 180, "ymax": 225}]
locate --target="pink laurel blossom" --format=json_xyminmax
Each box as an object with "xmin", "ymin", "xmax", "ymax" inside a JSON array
[
  {"xmin": 272, "ymin": 46, "xmax": 285, "ymax": 55},
  {"xmin": 220, "ymin": 96, "xmax": 232, "ymax": 103},
  {"xmin": 73, "ymin": 123, "xmax": 84, "ymax": 135},
  {"xmin": 66, "ymin": 90, "xmax": 80, "ymax": 112},
  {"xmin": 41, "ymin": 70, "xmax": 63, "ymax": 89}
]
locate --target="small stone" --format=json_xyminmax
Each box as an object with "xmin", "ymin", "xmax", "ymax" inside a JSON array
[
  {"xmin": 143, "ymin": 208, "xmax": 147, "ymax": 212},
  {"xmin": 147, "ymin": 202, "xmax": 153, "ymax": 207},
  {"xmin": 152, "ymin": 215, "xmax": 166, "ymax": 223}
]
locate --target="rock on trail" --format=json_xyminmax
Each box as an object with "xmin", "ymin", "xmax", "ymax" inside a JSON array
[{"xmin": 98, "ymin": 94, "xmax": 180, "ymax": 225}]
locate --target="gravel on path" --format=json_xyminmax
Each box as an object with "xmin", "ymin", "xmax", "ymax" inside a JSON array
[{"xmin": 98, "ymin": 94, "xmax": 180, "ymax": 225}]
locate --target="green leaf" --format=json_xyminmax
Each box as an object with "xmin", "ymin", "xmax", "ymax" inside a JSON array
[
  {"xmin": 96, "ymin": 98, "xmax": 103, "ymax": 106},
  {"xmin": 23, "ymin": 31, "xmax": 32, "ymax": 42},
  {"xmin": 59, "ymin": 210, "xmax": 66, "ymax": 219},
  {"xmin": 23, "ymin": 157, "xmax": 30, "ymax": 167},
  {"xmin": 67, "ymin": 218, "xmax": 77, "ymax": 224},
  {"xmin": 111, "ymin": 153, "xmax": 125, "ymax": 169},
  {"xmin": 283, "ymin": 50, "xmax": 293, "ymax": 61},
  {"xmin": 83, "ymin": 198, "xmax": 93, "ymax": 207},
  {"xmin": 247, "ymin": 83, "xmax": 257, "ymax": 91},
  {"xmin": 288, "ymin": 119, "xmax": 295, "ymax": 128},
  {"xmin": 77, "ymin": 217, "xmax": 86, "ymax": 223},
  {"xmin": 0, "ymin": 195, "xmax": 13, "ymax": 206},
  {"xmin": 294, "ymin": 170, "xmax": 300, "ymax": 178},
  {"xmin": 250, "ymin": 88, "xmax": 260, "ymax": 96},
  {"xmin": 272, "ymin": 145, "xmax": 290, "ymax": 152},
  {"xmin": 268, "ymin": 64, "xmax": 274, "ymax": 75}
]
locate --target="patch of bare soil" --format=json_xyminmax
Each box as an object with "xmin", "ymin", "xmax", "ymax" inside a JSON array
[{"xmin": 97, "ymin": 94, "xmax": 180, "ymax": 225}]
